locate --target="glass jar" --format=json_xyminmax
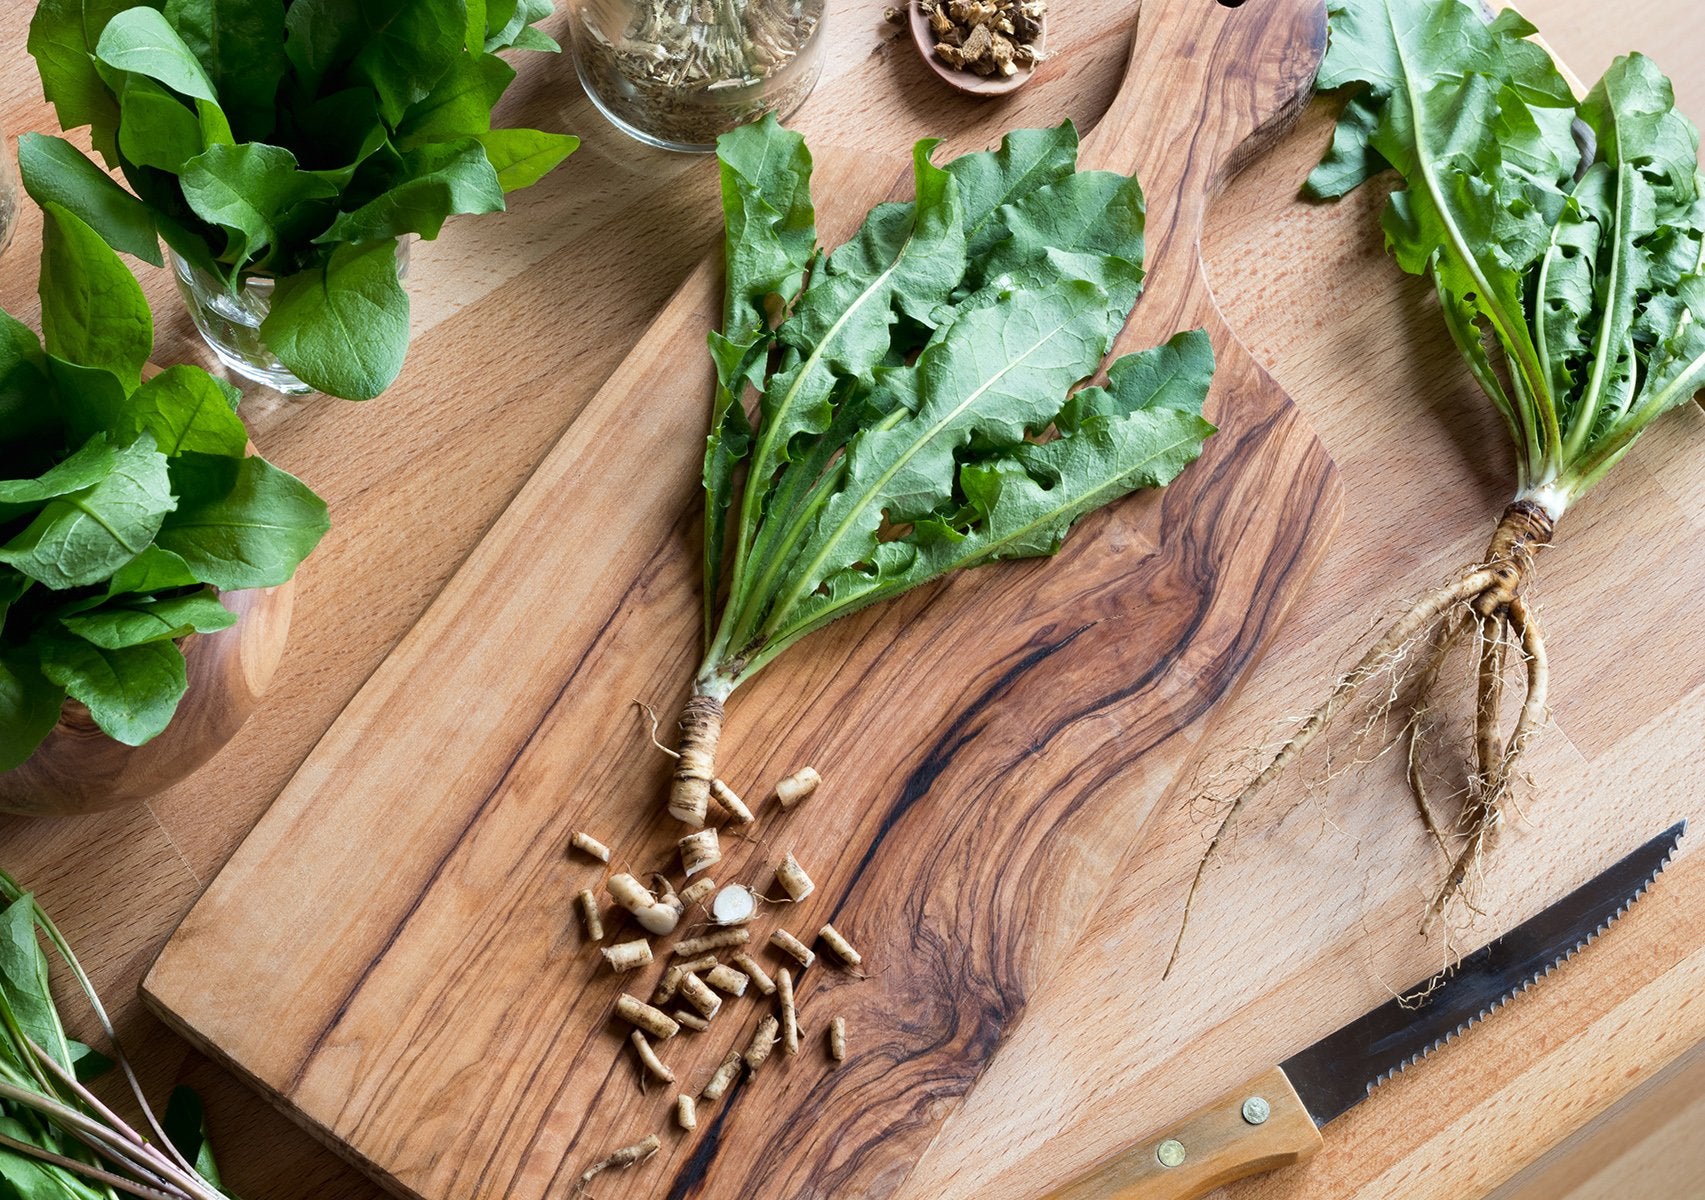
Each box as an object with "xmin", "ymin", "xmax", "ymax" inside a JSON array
[
  {"xmin": 170, "ymin": 239, "xmax": 410, "ymax": 397},
  {"xmin": 570, "ymin": 0, "xmax": 827, "ymax": 152},
  {"xmin": 0, "ymin": 123, "xmax": 19, "ymax": 259}
]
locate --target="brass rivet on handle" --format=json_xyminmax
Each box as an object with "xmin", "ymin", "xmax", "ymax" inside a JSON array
[
  {"xmin": 1242, "ymin": 1096, "xmax": 1271, "ymax": 1125},
  {"xmin": 1156, "ymin": 1139, "xmax": 1187, "ymax": 1168}
]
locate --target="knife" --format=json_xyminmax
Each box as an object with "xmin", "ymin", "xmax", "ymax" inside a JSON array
[{"xmin": 1044, "ymin": 820, "xmax": 1687, "ymax": 1200}]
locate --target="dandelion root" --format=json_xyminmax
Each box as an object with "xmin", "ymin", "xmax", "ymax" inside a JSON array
[{"xmin": 670, "ymin": 695, "xmax": 724, "ymax": 826}]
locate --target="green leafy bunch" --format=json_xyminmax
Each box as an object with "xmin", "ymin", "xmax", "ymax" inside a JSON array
[
  {"xmin": 0, "ymin": 871, "xmax": 232, "ymax": 1198},
  {"xmin": 696, "ymin": 117, "xmax": 1217, "ymax": 699},
  {"xmin": 1308, "ymin": 0, "xmax": 1705, "ymax": 515},
  {"xmin": 22, "ymin": 0, "xmax": 579, "ymax": 400},
  {"xmin": 0, "ymin": 205, "xmax": 329, "ymax": 773}
]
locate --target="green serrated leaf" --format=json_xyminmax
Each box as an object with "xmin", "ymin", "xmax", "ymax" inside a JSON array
[
  {"xmin": 27, "ymin": 0, "xmax": 137, "ymax": 164},
  {"xmin": 37, "ymin": 204, "xmax": 154, "ymax": 391},
  {"xmin": 0, "ymin": 436, "xmax": 175, "ymax": 591},
  {"xmin": 155, "ymin": 452, "xmax": 331, "ymax": 589},
  {"xmin": 121, "ymin": 365, "xmax": 249, "ymax": 457},
  {"xmin": 16, "ymin": 134, "xmax": 163, "ymax": 267},
  {"xmin": 180, "ymin": 142, "xmax": 339, "ymax": 271},
  {"xmin": 163, "ymin": 1087, "xmax": 224, "ymax": 1186},
  {"xmin": 474, "ymin": 128, "xmax": 580, "ymax": 192},
  {"xmin": 398, "ymin": 54, "xmax": 516, "ymax": 149},
  {"xmin": 59, "ymin": 590, "xmax": 237, "ymax": 649},
  {"xmin": 164, "ymin": 0, "xmax": 289, "ymax": 140},
  {"xmin": 36, "ymin": 632, "xmax": 187, "ymax": 746},
  {"xmin": 105, "ymin": 544, "xmax": 200, "ymax": 596},
  {"xmin": 318, "ymin": 138, "xmax": 506, "ymax": 244},
  {"xmin": 261, "ymin": 240, "xmax": 412, "ymax": 401},
  {"xmin": 117, "ymin": 73, "xmax": 206, "ymax": 173},
  {"xmin": 95, "ymin": 6, "xmax": 221, "ymax": 103}
]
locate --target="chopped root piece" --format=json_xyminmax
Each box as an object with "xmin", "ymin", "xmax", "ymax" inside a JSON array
[
  {"xmin": 602, "ymin": 939, "xmax": 653, "ymax": 973},
  {"xmin": 702, "ymin": 1050, "xmax": 741, "ymax": 1101},
  {"xmin": 674, "ymin": 928, "xmax": 750, "ymax": 956},
  {"xmin": 670, "ymin": 695, "xmax": 724, "ymax": 826},
  {"xmin": 651, "ymin": 874, "xmax": 686, "ymax": 925},
  {"xmin": 679, "ymin": 876, "xmax": 718, "ymax": 907},
  {"xmin": 710, "ymin": 779, "xmax": 755, "ymax": 825},
  {"xmin": 631, "ymin": 1031, "xmax": 675, "ymax": 1084},
  {"xmin": 770, "ymin": 928, "xmax": 816, "ymax": 968},
  {"xmin": 615, "ymin": 994, "xmax": 680, "ymax": 1040},
  {"xmin": 609, "ymin": 873, "xmax": 679, "ymax": 936},
  {"xmin": 732, "ymin": 952, "xmax": 776, "ymax": 995},
  {"xmin": 829, "ymin": 1015, "xmax": 846, "ymax": 1063},
  {"xmin": 712, "ymin": 884, "xmax": 756, "ymax": 926},
  {"xmin": 775, "ymin": 766, "xmax": 821, "ymax": 810},
  {"xmin": 775, "ymin": 852, "xmax": 815, "ymax": 901},
  {"xmin": 676, "ymin": 1094, "xmax": 698, "ymax": 1131},
  {"xmin": 744, "ymin": 1015, "xmax": 780, "ymax": 1074},
  {"xmin": 577, "ymin": 1133, "xmax": 660, "ymax": 1191},
  {"xmin": 672, "ymin": 1008, "xmax": 710, "ymax": 1032},
  {"xmin": 819, "ymin": 923, "xmax": 862, "ymax": 967},
  {"xmin": 678, "ymin": 971, "xmax": 723, "ymax": 1018},
  {"xmin": 570, "ymin": 831, "xmax": 612, "ymax": 862},
  {"xmin": 679, "ymin": 828, "xmax": 722, "ymax": 877},
  {"xmin": 655, "ymin": 955, "xmax": 717, "ymax": 1004},
  {"xmin": 705, "ymin": 964, "xmax": 749, "ymax": 997},
  {"xmin": 777, "ymin": 968, "xmax": 799, "ymax": 1056},
  {"xmin": 576, "ymin": 890, "xmax": 604, "ymax": 942}
]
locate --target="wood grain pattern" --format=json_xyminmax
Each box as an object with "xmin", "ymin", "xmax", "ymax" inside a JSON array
[
  {"xmin": 0, "ymin": 2, "xmax": 1701, "ymax": 1199},
  {"xmin": 1044, "ymin": 1067, "xmax": 1323, "ymax": 1200},
  {"xmin": 142, "ymin": 1, "xmax": 1345, "ymax": 1197},
  {"xmin": 0, "ymin": 580, "xmax": 294, "ymax": 815}
]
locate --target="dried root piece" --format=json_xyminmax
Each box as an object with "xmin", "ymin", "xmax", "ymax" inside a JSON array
[
  {"xmin": 673, "ymin": 1008, "xmax": 710, "ymax": 1032},
  {"xmin": 702, "ymin": 1050, "xmax": 741, "ymax": 1101},
  {"xmin": 615, "ymin": 994, "xmax": 680, "ymax": 1040},
  {"xmin": 775, "ymin": 852, "xmax": 814, "ymax": 901},
  {"xmin": 710, "ymin": 779, "xmax": 755, "ymax": 825},
  {"xmin": 676, "ymin": 1094, "xmax": 698, "ymax": 1131},
  {"xmin": 577, "ymin": 1133, "xmax": 660, "ymax": 1192},
  {"xmin": 775, "ymin": 767, "xmax": 821, "ymax": 810},
  {"xmin": 570, "ymin": 831, "xmax": 612, "ymax": 862},
  {"xmin": 770, "ymin": 928, "xmax": 815, "ymax": 968},
  {"xmin": 670, "ymin": 695, "xmax": 724, "ymax": 826},
  {"xmin": 602, "ymin": 939, "xmax": 653, "ymax": 973},
  {"xmin": 631, "ymin": 1030, "xmax": 675, "ymax": 1084},
  {"xmin": 577, "ymin": 890, "xmax": 604, "ymax": 941},
  {"xmin": 819, "ymin": 923, "xmax": 862, "ymax": 967},
  {"xmin": 732, "ymin": 952, "xmax": 776, "ymax": 995},
  {"xmin": 679, "ymin": 877, "xmax": 718, "ymax": 907},
  {"xmin": 678, "ymin": 971, "xmax": 723, "ymax": 1019},
  {"xmin": 744, "ymin": 1015, "xmax": 780, "ymax": 1074},
  {"xmin": 679, "ymin": 828, "xmax": 721, "ymax": 877},
  {"xmin": 655, "ymin": 956, "xmax": 715, "ymax": 1004},
  {"xmin": 674, "ymin": 928, "xmax": 750, "ymax": 956},
  {"xmin": 829, "ymin": 1015, "xmax": 846, "ymax": 1063},
  {"xmin": 712, "ymin": 884, "xmax": 756, "ymax": 925},
  {"xmin": 777, "ymin": 968, "xmax": 799, "ymax": 1056},
  {"xmin": 705, "ymin": 964, "xmax": 749, "ymax": 997},
  {"xmin": 609, "ymin": 873, "xmax": 680, "ymax": 936}
]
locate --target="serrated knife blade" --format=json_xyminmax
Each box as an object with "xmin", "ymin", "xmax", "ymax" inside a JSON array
[{"xmin": 1044, "ymin": 820, "xmax": 1687, "ymax": 1200}]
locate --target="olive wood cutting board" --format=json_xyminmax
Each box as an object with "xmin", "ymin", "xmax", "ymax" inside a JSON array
[{"xmin": 142, "ymin": 1, "xmax": 1345, "ymax": 1196}]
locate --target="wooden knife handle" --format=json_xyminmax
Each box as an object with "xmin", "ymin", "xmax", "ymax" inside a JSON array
[{"xmin": 1042, "ymin": 1067, "xmax": 1324, "ymax": 1200}]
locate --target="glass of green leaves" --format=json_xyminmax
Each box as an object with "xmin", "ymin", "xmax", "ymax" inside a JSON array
[
  {"xmin": 0, "ymin": 871, "xmax": 234, "ymax": 1199},
  {"xmin": 20, "ymin": 1, "xmax": 579, "ymax": 401}
]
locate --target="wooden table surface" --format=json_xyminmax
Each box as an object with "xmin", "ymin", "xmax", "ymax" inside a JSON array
[{"xmin": 2, "ymin": 1, "xmax": 1703, "ymax": 1198}]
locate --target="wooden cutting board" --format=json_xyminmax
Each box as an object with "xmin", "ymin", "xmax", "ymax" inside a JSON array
[{"xmin": 141, "ymin": 2, "xmax": 1346, "ymax": 1197}]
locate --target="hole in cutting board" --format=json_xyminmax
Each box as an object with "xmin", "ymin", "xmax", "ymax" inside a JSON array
[{"xmin": 1217, "ymin": 0, "xmax": 1248, "ymax": 7}]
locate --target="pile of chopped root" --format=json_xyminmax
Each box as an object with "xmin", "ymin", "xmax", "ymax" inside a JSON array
[
  {"xmin": 568, "ymin": 759, "xmax": 857, "ymax": 1191},
  {"xmin": 917, "ymin": 0, "xmax": 1045, "ymax": 77}
]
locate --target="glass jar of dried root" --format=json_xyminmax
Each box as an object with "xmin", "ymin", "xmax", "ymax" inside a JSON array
[{"xmin": 571, "ymin": 0, "xmax": 827, "ymax": 152}]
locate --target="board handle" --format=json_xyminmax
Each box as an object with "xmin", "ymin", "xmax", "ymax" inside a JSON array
[
  {"xmin": 1079, "ymin": 0, "xmax": 1327, "ymax": 335},
  {"xmin": 1041, "ymin": 1066, "xmax": 1324, "ymax": 1200}
]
